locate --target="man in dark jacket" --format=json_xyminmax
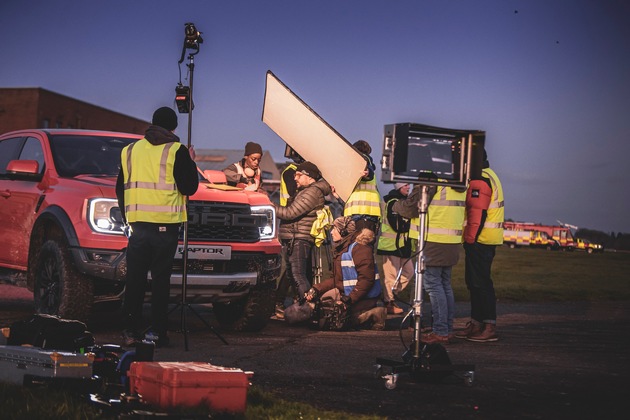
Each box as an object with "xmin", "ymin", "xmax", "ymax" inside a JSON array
[
  {"xmin": 275, "ymin": 161, "xmax": 331, "ymax": 301},
  {"xmin": 116, "ymin": 106, "xmax": 199, "ymax": 347}
]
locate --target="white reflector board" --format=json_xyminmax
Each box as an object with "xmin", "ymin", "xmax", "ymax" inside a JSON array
[{"xmin": 262, "ymin": 71, "xmax": 366, "ymax": 202}]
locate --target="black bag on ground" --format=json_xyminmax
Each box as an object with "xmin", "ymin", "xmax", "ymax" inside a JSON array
[{"xmin": 7, "ymin": 314, "xmax": 95, "ymax": 351}]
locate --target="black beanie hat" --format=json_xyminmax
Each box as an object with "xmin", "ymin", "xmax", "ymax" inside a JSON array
[
  {"xmin": 152, "ymin": 107, "xmax": 178, "ymax": 131},
  {"xmin": 296, "ymin": 161, "xmax": 321, "ymax": 180},
  {"xmin": 244, "ymin": 141, "xmax": 263, "ymax": 156}
]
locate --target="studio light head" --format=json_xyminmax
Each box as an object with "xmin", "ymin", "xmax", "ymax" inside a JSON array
[{"xmin": 184, "ymin": 22, "xmax": 203, "ymax": 49}]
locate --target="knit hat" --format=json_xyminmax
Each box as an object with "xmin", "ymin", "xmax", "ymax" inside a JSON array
[
  {"xmin": 395, "ymin": 182, "xmax": 409, "ymax": 190},
  {"xmin": 244, "ymin": 141, "xmax": 263, "ymax": 156},
  {"xmin": 333, "ymin": 216, "xmax": 356, "ymax": 237},
  {"xmin": 152, "ymin": 107, "xmax": 178, "ymax": 131},
  {"xmin": 295, "ymin": 161, "xmax": 321, "ymax": 180}
]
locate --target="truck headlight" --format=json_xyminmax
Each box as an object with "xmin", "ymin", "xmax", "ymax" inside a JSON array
[
  {"xmin": 252, "ymin": 205, "xmax": 276, "ymax": 240},
  {"xmin": 87, "ymin": 198, "xmax": 125, "ymax": 235}
]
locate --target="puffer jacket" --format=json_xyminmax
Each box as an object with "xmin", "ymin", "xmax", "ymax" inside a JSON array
[{"xmin": 276, "ymin": 178, "xmax": 332, "ymax": 242}]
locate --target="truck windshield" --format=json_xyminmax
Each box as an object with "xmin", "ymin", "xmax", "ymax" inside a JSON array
[{"xmin": 49, "ymin": 135, "xmax": 136, "ymax": 177}]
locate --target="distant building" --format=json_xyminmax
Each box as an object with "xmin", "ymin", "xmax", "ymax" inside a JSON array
[
  {"xmin": 194, "ymin": 149, "xmax": 281, "ymax": 202},
  {"xmin": 0, "ymin": 87, "xmax": 150, "ymax": 135}
]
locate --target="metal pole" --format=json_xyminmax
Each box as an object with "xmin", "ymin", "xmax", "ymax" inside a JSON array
[{"xmin": 412, "ymin": 185, "xmax": 429, "ymax": 358}]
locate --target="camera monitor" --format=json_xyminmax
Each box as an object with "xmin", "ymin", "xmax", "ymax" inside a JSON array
[{"xmin": 381, "ymin": 123, "xmax": 485, "ymax": 187}]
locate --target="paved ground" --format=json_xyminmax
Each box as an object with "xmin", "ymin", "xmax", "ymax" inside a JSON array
[{"xmin": 1, "ymin": 283, "xmax": 629, "ymax": 419}]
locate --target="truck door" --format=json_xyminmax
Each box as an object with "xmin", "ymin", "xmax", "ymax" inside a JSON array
[{"xmin": 0, "ymin": 136, "xmax": 46, "ymax": 269}]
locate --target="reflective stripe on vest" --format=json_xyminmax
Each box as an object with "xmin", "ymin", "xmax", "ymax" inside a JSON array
[
  {"xmin": 377, "ymin": 198, "xmax": 408, "ymax": 252},
  {"xmin": 122, "ymin": 139, "xmax": 187, "ymax": 223},
  {"xmin": 279, "ymin": 163, "xmax": 297, "ymax": 206},
  {"xmin": 409, "ymin": 186, "xmax": 465, "ymax": 243},
  {"xmin": 344, "ymin": 177, "xmax": 382, "ymax": 217},
  {"xmin": 478, "ymin": 168, "xmax": 505, "ymax": 245},
  {"xmin": 341, "ymin": 242, "xmax": 382, "ymax": 298}
]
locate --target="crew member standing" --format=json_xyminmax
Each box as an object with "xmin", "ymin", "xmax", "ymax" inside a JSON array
[
  {"xmin": 338, "ymin": 140, "xmax": 382, "ymax": 235},
  {"xmin": 223, "ymin": 141, "xmax": 264, "ymax": 192},
  {"xmin": 455, "ymin": 151, "xmax": 504, "ymax": 342},
  {"xmin": 116, "ymin": 106, "xmax": 199, "ymax": 347},
  {"xmin": 275, "ymin": 161, "xmax": 331, "ymax": 301},
  {"xmin": 393, "ymin": 184, "xmax": 467, "ymax": 344},
  {"xmin": 377, "ymin": 183, "xmax": 413, "ymax": 315}
]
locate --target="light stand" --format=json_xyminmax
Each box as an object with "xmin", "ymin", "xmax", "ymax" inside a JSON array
[
  {"xmin": 169, "ymin": 23, "xmax": 228, "ymax": 350},
  {"xmin": 374, "ymin": 185, "xmax": 474, "ymax": 389}
]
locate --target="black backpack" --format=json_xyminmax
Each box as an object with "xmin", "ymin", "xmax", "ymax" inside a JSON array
[{"xmin": 7, "ymin": 314, "xmax": 95, "ymax": 352}]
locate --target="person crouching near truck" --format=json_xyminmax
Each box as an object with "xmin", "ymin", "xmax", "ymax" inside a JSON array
[{"xmin": 305, "ymin": 217, "xmax": 387, "ymax": 330}]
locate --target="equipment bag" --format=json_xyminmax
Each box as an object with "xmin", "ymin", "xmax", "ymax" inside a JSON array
[
  {"xmin": 7, "ymin": 314, "xmax": 95, "ymax": 352},
  {"xmin": 315, "ymin": 289, "xmax": 350, "ymax": 331}
]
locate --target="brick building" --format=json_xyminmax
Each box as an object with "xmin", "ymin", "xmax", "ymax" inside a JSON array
[{"xmin": 0, "ymin": 87, "xmax": 150, "ymax": 135}]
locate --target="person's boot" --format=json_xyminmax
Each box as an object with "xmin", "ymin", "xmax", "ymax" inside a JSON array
[
  {"xmin": 454, "ymin": 320, "xmax": 483, "ymax": 339},
  {"xmin": 466, "ymin": 323, "xmax": 498, "ymax": 342},
  {"xmin": 370, "ymin": 307, "xmax": 387, "ymax": 330}
]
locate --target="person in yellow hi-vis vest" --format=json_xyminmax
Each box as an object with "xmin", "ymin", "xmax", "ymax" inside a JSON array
[
  {"xmin": 334, "ymin": 140, "xmax": 382, "ymax": 236},
  {"xmin": 455, "ymin": 150, "xmax": 504, "ymax": 343},
  {"xmin": 393, "ymin": 183, "xmax": 467, "ymax": 345},
  {"xmin": 116, "ymin": 107, "xmax": 198, "ymax": 348},
  {"xmin": 377, "ymin": 183, "xmax": 413, "ymax": 315}
]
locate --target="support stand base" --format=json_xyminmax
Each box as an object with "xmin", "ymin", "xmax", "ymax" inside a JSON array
[{"xmin": 168, "ymin": 303, "xmax": 229, "ymax": 351}]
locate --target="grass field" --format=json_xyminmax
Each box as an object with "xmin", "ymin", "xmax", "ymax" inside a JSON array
[
  {"xmin": 2, "ymin": 246, "xmax": 629, "ymax": 419},
  {"xmin": 387, "ymin": 246, "xmax": 630, "ymax": 303}
]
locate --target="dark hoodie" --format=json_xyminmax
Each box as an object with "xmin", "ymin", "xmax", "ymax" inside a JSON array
[{"xmin": 116, "ymin": 125, "xmax": 199, "ymax": 223}]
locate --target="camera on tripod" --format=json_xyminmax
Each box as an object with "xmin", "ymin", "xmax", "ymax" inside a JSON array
[{"xmin": 380, "ymin": 122, "xmax": 486, "ymax": 188}]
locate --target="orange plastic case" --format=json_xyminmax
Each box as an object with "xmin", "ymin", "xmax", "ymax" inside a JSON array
[{"xmin": 127, "ymin": 361, "xmax": 252, "ymax": 412}]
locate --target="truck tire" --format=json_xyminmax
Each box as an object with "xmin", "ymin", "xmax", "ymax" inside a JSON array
[
  {"xmin": 33, "ymin": 240, "xmax": 93, "ymax": 322},
  {"xmin": 213, "ymin": 287, "xmax": 275, "ymax": 332}
]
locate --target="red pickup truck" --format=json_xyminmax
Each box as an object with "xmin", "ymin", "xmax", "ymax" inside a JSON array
[{"xmin": 0, "ymin": 129, "xmax": 281, "ymax": 331}]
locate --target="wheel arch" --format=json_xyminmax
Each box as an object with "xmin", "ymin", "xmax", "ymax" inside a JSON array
[{"xmin": 27, "ymin": 206, "xmax": 79, "ymax": 290}]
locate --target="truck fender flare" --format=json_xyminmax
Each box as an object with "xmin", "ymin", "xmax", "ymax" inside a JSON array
[{"xmin": 34, "ymin": 205, "xmax": 80, "ymax": 248}]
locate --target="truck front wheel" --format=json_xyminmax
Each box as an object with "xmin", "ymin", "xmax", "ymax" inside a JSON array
[
  {"xmin": 213, "ymin": 287, "xmax": 275, "ymax": 332},
  {"xmin": 33, "ymin": 240, "xmax": 93, "ymax": 322}
]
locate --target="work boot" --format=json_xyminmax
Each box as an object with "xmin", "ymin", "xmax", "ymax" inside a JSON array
[
  {"xmin": 386, "ymin": 301, "xmax": 403, "ymax": 315},
  {"xmin": 421, "ymin": 332, "xmax": 449, "ymax": 345},
  {"xmin": 370, "ymin": 307, "xmax": 387, "ymax": 331},
  {"xmin": 466, "ymin": 323, "xmax": 498, "ymax": 343},
  {"xmin": 454, "ymin": 320, "xmax": 482, "ymax": 339}
]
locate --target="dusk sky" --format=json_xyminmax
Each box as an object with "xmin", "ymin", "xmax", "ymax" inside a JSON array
[{"xmin": 1, "ymin": 0, "xmax": 629, "ymax": 233}]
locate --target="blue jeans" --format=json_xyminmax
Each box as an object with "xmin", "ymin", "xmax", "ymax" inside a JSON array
[{"xmin": 422, "ymin": 266, "xmax": 455, "ymax": 336}]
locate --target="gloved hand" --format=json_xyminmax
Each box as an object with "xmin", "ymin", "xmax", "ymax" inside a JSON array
[
  {"xmin": 340, "ymin": 294, "xmax": 352, "ymax": 306},
  {"xmin": 305, "ymin": 287, "xmax": 320, "ymax": 302}
]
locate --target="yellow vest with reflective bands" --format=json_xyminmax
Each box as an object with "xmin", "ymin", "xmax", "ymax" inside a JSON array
[
  {"xmin": 344, "ymin": 176, "xmax": 381, "ymax": 218},
  {"xmin": 409, "ymin": 186, "xmax": 466, "ymax": 243},
  {"xmin": 477, "ymin": 168, "xmax": 504, "ymax": 245},
  {"xmin": 122, "ymin": 139, "xmax": 187, "ymax": 223},
  {"xmin": 279, "ymin": 163, "xmax": 297, "ymax": 206}
]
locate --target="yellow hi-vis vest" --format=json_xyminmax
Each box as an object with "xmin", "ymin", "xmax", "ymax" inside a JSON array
[
  {"xmin": 344, "ymin": 176, "xmax": 381, "ymax": 218},
  {"xmin": 310, "ymin": 205, "xmax": 334, "ymax": 247},
  {"xmin": 377, "ymin": 198, "xmax": 409, "ymax": 252},
  {"xmin": 122, "ymin": 139, "xmax": 187, "ymax": 224},
  {"xmin": 279, "ymin": 163, "xmax": 297, "ymax": 206},
  {"xmin": 409, "ymin": 186, "xmax": 466, "ymax": 243},
  {"xmin": 477, "ymin": 168, "xmax": 504, "ymax": 245}
]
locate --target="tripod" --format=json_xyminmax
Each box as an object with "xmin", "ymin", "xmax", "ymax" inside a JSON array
[
  {"xmin": 169, "ymin": 34, "xmax": 228, "ymax": 350},
  {"xmin": 375, "ymin": 185, "xmax": 474, "ymax": 389}
]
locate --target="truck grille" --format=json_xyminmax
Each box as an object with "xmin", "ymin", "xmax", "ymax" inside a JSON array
[{"xmin": 184, "ymin": 201, "xmax": 260, "ymax": 243}]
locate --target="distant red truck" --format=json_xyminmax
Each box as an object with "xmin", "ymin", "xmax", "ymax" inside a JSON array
[{"xmin": 0, "ymin": 129, "xmax": 281, "ymax": 331}]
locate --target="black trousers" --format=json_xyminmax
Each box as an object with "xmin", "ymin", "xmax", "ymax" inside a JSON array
[
  {"xmin": 123, "ymin": 222, "xmax": 180, "ymax": 335},
  {"xmin": 463, "ymin": 242, "xmax": 497, "ymax": 323}
]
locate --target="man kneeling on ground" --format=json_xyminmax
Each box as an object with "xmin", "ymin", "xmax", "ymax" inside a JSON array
[{"xmin": 305, "ymin": 217, "xmax": 386, "ymax": 330}]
